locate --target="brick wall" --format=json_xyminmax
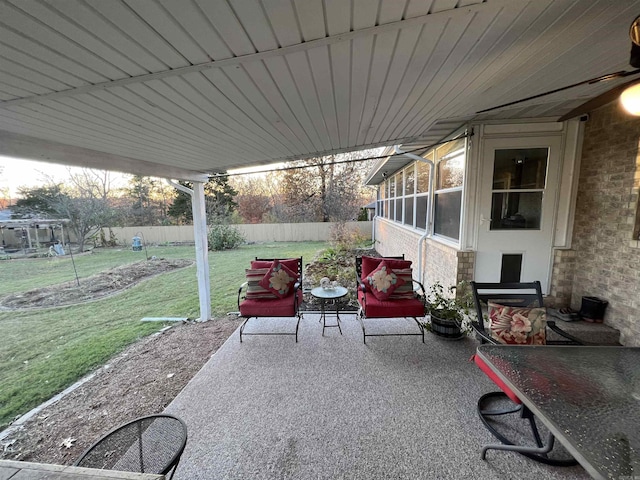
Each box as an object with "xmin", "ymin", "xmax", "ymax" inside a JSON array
[
  {"xmin": 374, "ymin": 219, "xmax": 463, "ymax": 290},
  {"xmin": 374, "ymin": 219, "xmax": 421, "ymax": 268},
  {"xmin": 423, "ymin": 239, "xmax": 459, "ymax": 289},
  {"xmin": 547, "ymin": 249, "xmax": 577, "ymax": 308},
  {"xmin": 571, "ymin": 102, "xmax": 640, "ymax": 345}
]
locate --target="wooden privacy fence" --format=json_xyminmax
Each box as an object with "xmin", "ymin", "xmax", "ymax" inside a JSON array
[{"xmin": 101, "ymin": 222, "xmax": 372, "ymax": 246}]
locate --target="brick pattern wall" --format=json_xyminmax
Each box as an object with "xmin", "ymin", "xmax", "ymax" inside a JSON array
[
  {"xmin": 422, "ymin": 239, "xmax": 459, "ymax": 288},
  {"xmin": 571, "ymin": 102, "xmax": 640, "ymax": 345},
  {"xmin": 547, "ymin": 249, "xmax": 577, "ymax": 308},
  {"xmin": 374, "ymin": 219, "xmax": 464, "ymax": 290},
  {"xmin": 456, "ymin": 251, "xmax": 475, "ymax": 285},
  {"xmin": 374, "ymin": 219, "xmax": 421, "ymax": 267}
]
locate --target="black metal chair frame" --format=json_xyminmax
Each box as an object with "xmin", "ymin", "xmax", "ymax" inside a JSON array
[
  {"xmin": 238, "ymin": 257, "xmax": 303, "ymax": 342},
  {"xmin": 74, "ymin": 414, "xmax": 188, "ymax": 480},
  {"xmin": 470, "ymin": 281, "xmax": 580, "ymax": 466},
  {"xmin": 355, "ymin": 255, "xmax": 426, "ymax": 344}
]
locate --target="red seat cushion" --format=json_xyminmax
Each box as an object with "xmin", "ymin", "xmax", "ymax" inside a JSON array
[
  {"xmin": 472, "ymin": 354, "xmax": 522, "ymax": 405},
  {"xmin": 240, "ymin": 290, "xmax": 302, "ymax": 317},
  {"xmin": 357, "ymin": 290, "xmax": 424, "ymax": 318}
]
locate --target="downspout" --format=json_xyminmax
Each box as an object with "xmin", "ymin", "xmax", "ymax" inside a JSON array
[
  {"xmin": 167, "ymin": 180, "xmax": 211, "ymax": 322},
  {"xmin": 393, "ymin": 146, "xmax": 434, "ymax": 285}
]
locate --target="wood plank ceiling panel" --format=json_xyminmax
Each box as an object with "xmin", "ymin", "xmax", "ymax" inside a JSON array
[
  {"xmin": 29, "ymin": 99, "xmax": 209, "ymax": 160},
  {"xmin": 5, "ymin": 101, "xmax": 211, "ymax": 163},
  {"xmin": 433, "ymin": 1, "xmax": 552, "ymax": 122},
  {"xmin": 221, "ymin": 63, "xmax": 309, "ymax": 155},
  {"xmin": 132, "ymin": 79, "xmax": 262, "ymax": 159},
  {"xmin": 88, "ymin": 89, "xmax": 229, "ymax": 154},
  {"xmin": 177, "ymin": 72, "xmax": 290, "ymax": 157},
  {"xmin": 226, "ymin": 0, "xmax": 278, "ymax": 51},
  {"xmin": 348, "ymin": 0, "xmax": 381, "ymax": 146},
  {"xmin": 285, "ymin": 50, "xmax": 333, "ymax": 152},
  {"xmin": 123, "ymin": 1, "xmax": 209, "ymax": 65},
  {"xmin": 307, "ymin": 45, "xmax": 340, "ymax": 150},
  {"xmin": 1, "ymin": 0, "xmax": 638, "ymax": 178},
  {"xmin": 468, "ymin": 0, "xmax": 634, "ymax": 116},
  {"xmin": 263, "ymin": 55, "xmax": 326, "ymax": 152},
  {"xmin": 407, "ymin": 7, "xmax": 517, "ymax": 138},
  {"xmin": 87, "ymin": 0, "xmax": 188, "ymax": 69},
  {"xmin": 0, "ymin": 111, "xmax": 194, "ymax": 166},
  {"xmin": 491, "ymin": 2, "xmax": 639, "ymax": 108},
  {"xmin": 386, "ymin": 9, "xmax": 476, "ymax": 141},
  {"xmin": 200, "ymin": 68, "xmax": 296, "ymax": 158},
  {"xmin": 1, "ymin": 1, "xmax": 123, "ymax": 81},
  {"xmin": 156, "ymin": 75, "xmax": 279, "ymax": 155}
]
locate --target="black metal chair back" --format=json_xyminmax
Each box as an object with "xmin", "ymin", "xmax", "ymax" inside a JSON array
[
  {"xmin": 470, "ymin": 281, "xmax": 543, "ymax": 336},
  {"xmin": 74, "ymin": 414, "xmax": 187, "ymax": 480}
]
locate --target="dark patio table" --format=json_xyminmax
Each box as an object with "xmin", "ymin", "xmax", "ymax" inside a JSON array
[{"xmin": 476, "ymin": 345, "xmax": 640, "ymax": 480}]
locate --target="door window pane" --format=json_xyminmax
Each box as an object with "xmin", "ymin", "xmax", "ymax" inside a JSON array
[
  {"xmin": 493, "ymin": 148, "xmax": 548, "ymax": 189},
  {"xmin": 490, "ymin": 147, "xmax": 547, "ymax": 230},
  {"xmin": 395, "ymin": 198, "xmax": 403, "ymax": 222},
  {"xmin": 490, "ymin": 192, "xmax": 543, "ymax": 229}
]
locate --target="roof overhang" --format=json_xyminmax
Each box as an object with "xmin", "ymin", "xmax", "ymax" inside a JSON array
[{"xmin": 0, "ymin": 0, "xmax": 638, "ymax": 178}]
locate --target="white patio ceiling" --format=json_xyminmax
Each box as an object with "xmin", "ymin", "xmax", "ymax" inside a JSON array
[{"xmin": 0, "ymin": 0, "xmax": 639, "ymax": 181}]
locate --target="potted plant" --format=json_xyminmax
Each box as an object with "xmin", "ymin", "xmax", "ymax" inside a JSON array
[{"xmin": 424, "ymin": 281, "xmax": 474, "ymax": 340}]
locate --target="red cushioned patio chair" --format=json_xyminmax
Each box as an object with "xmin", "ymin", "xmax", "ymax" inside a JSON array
[
  {"xmin": 355, "ymin": 255, "xmax": 426, "ymax": 344},
  {"xmin": 470, "ymin": 281, "xmax": 582, "ymax": 466},
  {"xmin": 238, "ymin": 257, "xmax": 303, "ymax": 342}
]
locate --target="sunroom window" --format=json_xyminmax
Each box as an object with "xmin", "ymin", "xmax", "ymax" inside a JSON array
[{"xmin": 434, "ymin": 139, "xmax": 465, "ymax": 241}]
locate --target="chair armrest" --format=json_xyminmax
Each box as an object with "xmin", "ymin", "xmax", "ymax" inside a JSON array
[
  {"xmin": 547, "ymin": 320, "xmax": 584, "ymax": 345},
  {"xmin": 412, "ymin": 280, "xmax": 426, "ymax": 296},
  {"xmin": 470, "ymin": 321, "xmax": 499, "ymax": 344},
  {"xmin": 238, "ymin": 281, "xmax": 248, "ymax": 310}
]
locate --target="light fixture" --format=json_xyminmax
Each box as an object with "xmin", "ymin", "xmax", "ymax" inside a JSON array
[
  {"xmin": 620, "ymin": 82, "xmax": 640, "ymax": 115},
  {"xmin": 622, "ymin": 16, "xmax": 640, "ymax": 115}
]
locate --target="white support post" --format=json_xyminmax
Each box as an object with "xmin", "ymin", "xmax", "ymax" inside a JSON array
[{"xmin": 192, "ymin": 182, "xmax": 211, "ymax": 321}]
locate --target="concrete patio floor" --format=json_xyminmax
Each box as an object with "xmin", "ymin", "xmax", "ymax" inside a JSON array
[{"xmin": 166, "ymin": 313, "xmax": 591, "ymax": 479}]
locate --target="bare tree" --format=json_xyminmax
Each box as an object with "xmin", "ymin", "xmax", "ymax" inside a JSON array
[
  {"xmin": 275, "ymin": 150, "xmax": 378, "ymax": 222},
  {"xmin": 15, "ymin": 169, "xmax": 119, "ymax": 251}
]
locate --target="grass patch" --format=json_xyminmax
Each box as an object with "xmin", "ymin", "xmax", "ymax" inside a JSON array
[{"xmin": 0, "ymin": 242, "xmax": 326, "ymax": 430}]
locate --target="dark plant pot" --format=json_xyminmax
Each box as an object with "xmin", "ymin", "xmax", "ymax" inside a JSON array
[{"xmin": 429, "ymin": 310, "xmax": 464, "ymax": 340}]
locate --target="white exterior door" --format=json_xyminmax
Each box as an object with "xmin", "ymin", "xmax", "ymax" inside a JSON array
[{"xmin": 474, "ymin": 136, "xmax": 562, "ymax": 293}]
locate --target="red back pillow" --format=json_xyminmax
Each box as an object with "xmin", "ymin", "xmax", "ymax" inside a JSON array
[{"xmin": 360, "ymin": 256, "xmax": 411, "ymax": 283}]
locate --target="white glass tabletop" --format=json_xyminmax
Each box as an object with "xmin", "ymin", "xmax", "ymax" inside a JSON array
[{"xmin": 310, "ymin": 286, "xmax": 348, "ymax": 300}]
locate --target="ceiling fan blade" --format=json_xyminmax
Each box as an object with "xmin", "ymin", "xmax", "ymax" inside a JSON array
[
  {"xmin": 557, "ymin": 78, "xmax": 640, "ymax": 121},
  {"xmin": 476, "ymin": 69, "xmax": 640, "ymax": 114}
]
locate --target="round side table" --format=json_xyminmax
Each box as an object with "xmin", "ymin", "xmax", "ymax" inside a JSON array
[{"xmin": 310, "ymin": 286, "xmax": 348, "ymax": 336}]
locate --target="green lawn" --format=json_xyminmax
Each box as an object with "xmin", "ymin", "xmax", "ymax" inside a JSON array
[{"xmin": 0, "ymin": 242, "xmax": 326, "ymax": 430}]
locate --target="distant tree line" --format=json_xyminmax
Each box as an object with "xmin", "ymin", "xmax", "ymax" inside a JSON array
[{"xmin": 9, "ymin": 151, "xmax": 377, "ymax": 249}]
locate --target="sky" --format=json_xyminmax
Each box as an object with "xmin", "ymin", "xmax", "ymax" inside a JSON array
[{"xmin": 0, "ymin": 155, "xmax": 127, "ymax": 199}]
